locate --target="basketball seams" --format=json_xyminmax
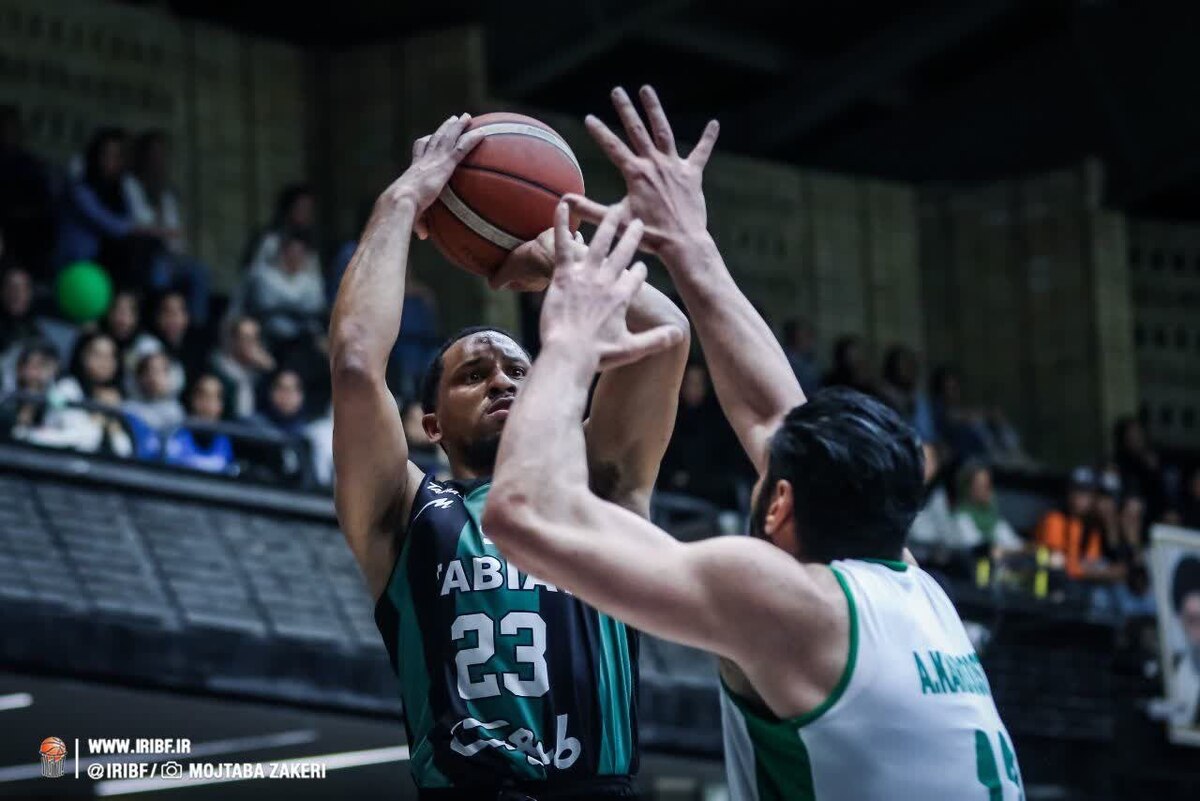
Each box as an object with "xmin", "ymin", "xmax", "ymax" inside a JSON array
[
  {"xmin": 454, "ymin": 164, "xmax": 565, "ymax": 205},
  {"xmin": 438, "ymin": 186, "xmax": 524, "ymax": 251},
  {"xmin": 431, "ymin": 113, "xmax": 583, "ymax": 275},
  {"xmin": 469, "ymin": 122, "xmax": 583, "ymax": 175}
]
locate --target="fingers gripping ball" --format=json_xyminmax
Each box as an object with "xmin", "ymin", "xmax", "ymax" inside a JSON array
[
  {"xmin": 56, "ymin": 261, "xmax": 113, "ymax": 323},
  {"xmin": 426, "ymin": 113, "xmax": 584, "ymax": 279}
]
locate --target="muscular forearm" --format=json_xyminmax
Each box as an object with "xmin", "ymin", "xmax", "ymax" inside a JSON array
[
  {"xmin": 625, "ymin": 278, "xmax": 689, "ymax": 335},
  {"xmin": 328, "ymin": 193, "xmax": 418, "ymax": 372},
  {"xmin": 490, "ymin": 343, "xmax": 598, "ymax": 541},
  {"xmin": 660, "ymin": 233, "xmax": 804, "ymax": 470}
]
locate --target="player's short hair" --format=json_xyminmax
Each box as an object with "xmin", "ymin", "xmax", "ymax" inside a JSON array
[
  {"xmin": 765, "ymin": 387, "xmax": 924, "ymax": 563},
  {"xmin": 1172, "ymin": 556, "xmax": 1200, "ymax": 613},
  {"xmin": 419, "ymin": 326, "xmax": 529, "ymax": 414}
]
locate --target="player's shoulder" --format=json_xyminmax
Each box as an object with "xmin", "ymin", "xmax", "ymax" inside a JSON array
[{"xmin": 690, "ymin": 537, "xmax": 844, "ymax": 616}]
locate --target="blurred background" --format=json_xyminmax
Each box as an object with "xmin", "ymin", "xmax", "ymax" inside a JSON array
[{"xmin": 1, "ymin": 0, "xmax": 1200, "ymax": 798}]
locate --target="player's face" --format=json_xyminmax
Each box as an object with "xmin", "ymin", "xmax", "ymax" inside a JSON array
[{"xmin": 431, "ymin": 332, "xmax": 530, "ymax": 471}]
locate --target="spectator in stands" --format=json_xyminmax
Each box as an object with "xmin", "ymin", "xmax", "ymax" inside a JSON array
[
  {"xmin": 125, "ymin": 290, "xmax": 203, "ymax": 398},
  {"xmin": 241, "ymin": 232, "xmax": 328, "ymax": 412},
  {"xmin": 822, "ymin": 334, "xmax": 875, "ymax": 395},
  {"xmin": 908, "ymin": 442, "xmax": 960, "ymax": 570},
  {"xmin": 1094, "ymin": 468, "xmax": 1127, "ymax": 557},
  {"xmin": 1, "ymin": 264, "xmax": 39, "ymax": 383},
  {"xmin": 953, "ymin": 460, "xmax": 1024, "ymax": 561},
  {"xmin": 99, "ymin": 288, "xmax": 142, "ymax": 367},
  {"xmin": 928, "ymin": 366, "xmax": 1027, "ymax": 465},
  {"xmin": 1098, "ymin": 491, "xmax": 1157, "ymax": 617},
  {"xmin": 393, "ymin": 277, "xmax": 440, "ymax": 398},
  {"xmin": 658, "ymin": 363, "xmax": 749, "ymax": 509},
  {"xmin": 930, "ymin": 365, "xmax": 984, "ymax": 458},
  {"xmin": 58, "ymin": 331, "xmax": 120, "ymax": 400},
  {"xmin": 1114, "ymin": 416, "xmax": 1169, "ymax": 524},
  {"xmin": 23, "ymin": 333, "xmax": 133, "ymax": 457},
  {"xmin": 123, "ymin": 350, "xmax": 184, "ymax": 432},
  {"xmin": 0, "ymin": 106, "xmax": 55, "ymax": 278},
  {"xmin": 0, "ymin": 261, "xmax": 76, "ymax": 389},
  {"xmin": 244, "ymin": 183, "xmax": 319, "ymax": 274},
  {"xmin": 123, "ymin": 130, "xmax": 209, "ymax": 324},
  {"xmin": 878, "ymin": 344, "xmax": 936, "ymax": 442},
  {"xmin": 165, "ymin": 373, "xmax": 233, "ymax": 474},
  {"xmin": 402, "ymin": 399, "xmax": 449, "ymax": 477},
  {"xmin": 1, "ymin": 340, "xmax": 58, "ymax": 440},
  {"xmin": 1169, "ymin": 556, "xmax": 1200, "ymax": 726},
  {"xmin": 1035, "ymin": 466, "xmax": 1103, "ymax": 581},
  {"xmin": 251, "ymin": 368, "xmax": 308, "ymax": 438},
  {"xmin": 781, "ymin": 317, "xmax": 821, "ymax": 395},
  {"xmin": 210, "ymin": 315, "xmax": 274, "ymax": 420},
  {"xmin": 243, "ymin": 232, "xmax": 326, "ymax": 347},
  {"xmin": 56, "ymin": 127, "xmax": 165, "ymax": 282},
  {"xmin": 1074, "ymin": 468, "xmax": 1130, "ymax": 587}
]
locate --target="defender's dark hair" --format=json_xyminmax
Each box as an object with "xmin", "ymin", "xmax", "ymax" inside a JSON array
[
  {"xmin": 419, "ymin": 326, "xmax": 529, "ymax": 414},
  {"xmin": 764, "ymin": 387, "xmax": 924, "ymax": 563},
  {"xmin": 1173, "ymin": 556, "xmax": 1200, "ymax": 614}
]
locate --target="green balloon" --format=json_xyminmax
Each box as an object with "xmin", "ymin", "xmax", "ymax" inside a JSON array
[{"xmin": 56, "ymin": 261, "xmax": 113, "ymax": 322}]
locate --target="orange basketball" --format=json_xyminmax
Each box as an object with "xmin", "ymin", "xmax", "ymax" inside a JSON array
[
  {"xmin": 40, "ymin": 737, "xmax": 67, "ymax": 758},
  {"xmin": 426, "ymin": 112, "xmax": 584, "ymax": 279}
]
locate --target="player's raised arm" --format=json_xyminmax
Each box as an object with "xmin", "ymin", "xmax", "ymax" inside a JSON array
[
  {"xmin": 566, "ymin": 86, "xmax": 804, "ymax": 473},
  {"xmin": 584, "ymin": 272, "xmax": 690, "ymax": 516},
  {"xmin": 484, "ymin": 203, "xmax": 828, "ymax": 673},
  {"xmin": 330, "ymin": 114, "xmax": 483, "ymax": 598}
]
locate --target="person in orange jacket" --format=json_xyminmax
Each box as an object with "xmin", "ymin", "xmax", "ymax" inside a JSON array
[{"xmin": 1035, "ymin": 466, "xmax": 1105, "ymax": 579}]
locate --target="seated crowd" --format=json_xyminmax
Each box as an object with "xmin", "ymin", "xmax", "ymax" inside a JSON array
[
  {"xmin": 2, "ymin": 110, "xmax": 1197, "ymax": 617},
  {"xmin": 0, "ymin": 115, "xmax": 440, "ymax": 482}
]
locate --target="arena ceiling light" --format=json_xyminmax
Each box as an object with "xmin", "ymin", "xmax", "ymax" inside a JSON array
[{"xmin": 0, "ymin": 693, "xmax": 33, "ymax": 712}]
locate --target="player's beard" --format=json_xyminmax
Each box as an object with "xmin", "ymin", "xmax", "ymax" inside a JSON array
[
  {"xmin": 748, "ymin": 489, "xmax": 770, "ymax": 541},
  {"xmin": 461, "ymin": 433, "xmax": 501, "ymax": 476}
]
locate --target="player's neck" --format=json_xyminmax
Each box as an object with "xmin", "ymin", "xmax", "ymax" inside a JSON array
[{"xmin": 448, "ymin": 459, "xmax": 494, "ymax": 482}]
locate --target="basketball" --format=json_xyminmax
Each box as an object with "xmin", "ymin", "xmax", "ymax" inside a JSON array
[{"xmin": 426, "ymin": 112, "xmax": 585, "ymax": 279}]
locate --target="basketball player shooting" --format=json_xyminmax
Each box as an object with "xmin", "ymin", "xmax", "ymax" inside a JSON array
[
  {"xmin": 484, "ymin": 88, "xmax": 1025, "ymax": 800},
  {"xmin": 329, "ymin": 113, "xmax": 689, "ymax": 798}
]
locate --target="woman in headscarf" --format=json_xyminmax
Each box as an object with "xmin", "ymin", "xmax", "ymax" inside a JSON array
[
  {"xmin": 952, "ymin": 460, "xmax": 1025, "ymax": 561},
  {"xmin": 56, "ymin": 128, "xmax": 165, "ymax": 282}
]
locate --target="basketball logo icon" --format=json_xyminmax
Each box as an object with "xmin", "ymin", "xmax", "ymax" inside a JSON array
[{"xmin": 40, "ymin": 737, "xmax": 67, "ymax": 778}]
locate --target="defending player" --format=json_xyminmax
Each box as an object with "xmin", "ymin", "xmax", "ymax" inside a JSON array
[{"xmin": 484, "ymin": 89, "xmax": 1024, "ymax": 800}]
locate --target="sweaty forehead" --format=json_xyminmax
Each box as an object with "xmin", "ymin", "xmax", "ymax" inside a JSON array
[{"xmin": 444, "ymin": 332, "xmax": 529, "ymax": 371}]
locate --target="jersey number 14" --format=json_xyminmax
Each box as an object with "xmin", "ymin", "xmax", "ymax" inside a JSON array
[{"xmin": 975, "ymin": 729, "xmax": 1023, "ymax": 801}]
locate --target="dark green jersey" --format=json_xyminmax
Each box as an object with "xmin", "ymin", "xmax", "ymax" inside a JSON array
[{"xmin": 374, "ymin": 475, "xmax": 639, "ymax": 789}]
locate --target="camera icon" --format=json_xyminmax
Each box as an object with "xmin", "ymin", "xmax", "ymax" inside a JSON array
[{"xmin": 161, "ymin": 761, "xmax": 184, "ymax": 779}]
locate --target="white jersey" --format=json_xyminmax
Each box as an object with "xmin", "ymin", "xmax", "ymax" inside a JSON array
[{"xmin": 721, "ymin": 558, "xmax": 1023, "ymax": 801}]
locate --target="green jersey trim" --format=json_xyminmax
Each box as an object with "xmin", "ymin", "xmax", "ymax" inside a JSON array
[
  {"xmin": 391, "ymin": 532, "xmax": 452, "ymax": 788},
  {"xmin": 720, "ymin": 564, "xmax": 858, "ymax": 729},
  {"xmin": 858, "ymin": 557, "xmax": 909, "ymax": 572},
  {"xmin": 792, "ymin": 565, "xmax": 858, "ymax": 727}
]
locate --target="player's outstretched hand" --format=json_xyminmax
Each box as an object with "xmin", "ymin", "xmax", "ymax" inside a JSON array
[
  {"xmin": 564, "ymin": 85, "xmax": 719, "ymax": 255},
  {"xmin": 541, "ymin": 202, "xmax": 684, "ymax": 371},
  {"xmin": 385, "ymin": 114, "xmax": 485, "ymax": 239},
  {"xmin": 489, "ymin": 228, "xmax": 556, "ymax": 292}
]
